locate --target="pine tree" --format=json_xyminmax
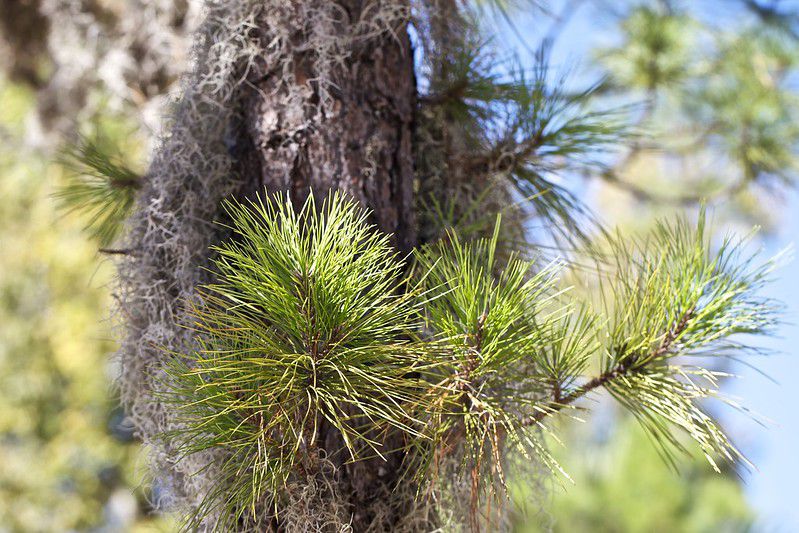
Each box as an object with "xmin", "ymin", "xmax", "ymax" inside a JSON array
[{"xmin": 43, "ymin": 1, "xmax": 794, "ymax": 531}]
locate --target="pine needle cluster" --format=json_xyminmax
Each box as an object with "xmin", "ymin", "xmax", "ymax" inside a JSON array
[
  {"xmin": 589, "ymin": 213, "xmax": 781, "ymax": 471},
  {"xmin": 161, "ymin": 192, "xmax": 780, "ymax": 530},
  {"xmin": 412, "ymin": 222, "xmax": 568, "ymax": 500},
  {"xmin": 54, "ymin": 134, "xmax": 141, "ymax": 246},
  {"xmin": 162, "ymin": 192, "xmax": 433, "ymax": 529},
  {"xmin": 414, "ymin": 8, "xmax": 628, "ymax": 247}
]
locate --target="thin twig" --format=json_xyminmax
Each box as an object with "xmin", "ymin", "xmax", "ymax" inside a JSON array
[
  {"xmin": 600, "ymin": 169, "xmax": 748, "ymax": 206},
  {"xmin": 99, "ymin": 247, "xmax": 133, "ymax": 255}
]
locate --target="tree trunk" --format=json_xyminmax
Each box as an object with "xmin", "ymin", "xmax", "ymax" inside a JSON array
[
  {"xmin": 238, "ymin": 1, "xmax": 416, "ymax": 254},
  {"xmin": 119, "ymin": 1, "xmax": 421, "ymax": 530},
  {"xmin": 242, "ymin": 1, "xmax": 419, "ymax": 529}
]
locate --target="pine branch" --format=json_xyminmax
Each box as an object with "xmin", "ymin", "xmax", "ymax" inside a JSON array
[
  {"xmin": 54, "ymin": 134, "xmax": 142, "ymax": 246},
  {"xmin": 524, "ymin": 306, "xmax": 695, "ymax": 425},
  {"xmin": 413, "ymin": 218, "xmax": 570, "ymax": 497},
  {"xmin": 98, "ymin": 247, "xmax": 134, "ymax": 255},
  {"xmin": 537, "ymin": 211, "xmax": 779, "ymax": 472}
]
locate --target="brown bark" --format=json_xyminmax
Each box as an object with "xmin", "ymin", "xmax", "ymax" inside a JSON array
[{"xmin": 242, "ymin": 1, "xmax": 417, "ymax": 254}]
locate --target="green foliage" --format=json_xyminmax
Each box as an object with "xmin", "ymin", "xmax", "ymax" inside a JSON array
[
  {"xmin": 164, "ymin": 192, "xmax": 434, "ymax": 529},
  {"xmin": 594, "ymin": 3, "xmax": 799, "ymax": 224},
  {"xmin": 589, "ymin": 212, "xmax": 781, "ymax": 471},
  {"xmin": 499, "ymin": 51, "xmax": 627, "ymax": 241},
  {"xmin": 413, "ymin": 221, "xmax": 570, "ymax": 495},
  {"xmin": 159, "ymin": 189, "xmax": 779, "ymax": 530},
  {"xmin": 54, "ymin": 134, "xmax": 142, "ymax": 246},
  {"xmin": 417, "ymin": 26, "xmax": 627, "ymax": 245},
  {"xmin": 601, "ymin": 6, "xmax": 695, "ymax": 90},
  {"xmin": 685, "ymin": 29, "xmax": 799, "ymax": 187},
  {"xmin": 0, "ymin": 79, "xmax": 170, "ymax": 532}
]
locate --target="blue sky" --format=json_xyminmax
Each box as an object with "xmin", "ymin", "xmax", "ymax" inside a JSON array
[
  {"xmin": 726, "ymin": 189, "xmax": 799, "ymax": 531},
  {"xmin": 494, "ymin": 1, "xmax": 799, "ymax": 528}
]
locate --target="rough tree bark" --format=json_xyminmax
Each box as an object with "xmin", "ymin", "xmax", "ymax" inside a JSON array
[{"xmin": 242, "ymin": 1, "xmax": 417, "ymax": 254}]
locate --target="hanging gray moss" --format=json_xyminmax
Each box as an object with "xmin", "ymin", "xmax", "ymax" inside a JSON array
[{"xmin": 115, "ymin": 0, "xmax": 263, "ymax": 524}]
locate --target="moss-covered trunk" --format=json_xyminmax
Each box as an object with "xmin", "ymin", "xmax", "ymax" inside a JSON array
[{"xmin": 118, "ymin": 1, "xmax": 421, "ymax": 530}]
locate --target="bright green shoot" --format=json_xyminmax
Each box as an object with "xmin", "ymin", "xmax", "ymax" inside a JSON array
[
  {"xmin": 413, "ymin": 220, "xmax": 574, "ymax": 502},
  {"xmin": 592, "ymin": 212, "xmax": 782, "ymax": 471}
]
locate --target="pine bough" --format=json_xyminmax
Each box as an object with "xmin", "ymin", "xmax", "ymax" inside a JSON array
[{"xmin": 160, "ymin": 191, "xmax": 780, "ymax": 529}]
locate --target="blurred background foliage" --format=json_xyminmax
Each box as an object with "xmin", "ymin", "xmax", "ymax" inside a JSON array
[
  {"xmin": 518, "ymin": 416, "xmax": 754, "ymax": 533},
  {"xmin": 0, "ymin": 79, "xmax": 172, "ymax": 530},
  {"xmin": 1, "ymin": 0, "xmax": 797, "ymax": 531},
  {"xmin": 588, "ymin": 1, "xmax": 799, "ymax": 230}
]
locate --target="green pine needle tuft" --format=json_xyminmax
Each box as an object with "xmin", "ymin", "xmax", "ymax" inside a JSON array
[
  {"xmin": 162, "ymin": 191, "xmax": 434, "ymax": 529},
  {"xmin": 588, "ymin": 210, "xmax": 782, "ymax": 472},
  {"xmin": 54, "ymin": 135, "xmax": 141, "ymax": 246},
  {"xmin": 413, "ymin": 219, "xmax": 576, "ymax": 505}
]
